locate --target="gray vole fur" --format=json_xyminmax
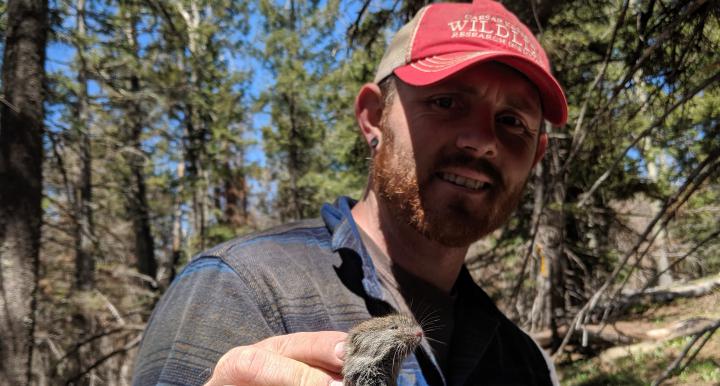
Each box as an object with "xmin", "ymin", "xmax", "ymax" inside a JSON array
[{"xmin": 342, "ymin": 314, "xmax": 424, "ymax": 386}]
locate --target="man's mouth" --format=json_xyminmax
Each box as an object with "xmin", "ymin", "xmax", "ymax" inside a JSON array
[{"xmin": 439, "ymin": 172, "xmax": 492, "ymax": 191}]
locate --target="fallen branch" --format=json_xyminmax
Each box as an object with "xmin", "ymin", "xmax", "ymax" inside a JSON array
[
  {"xmin": 651, "ymin": 318, "xmax": 720, "ymax": 386},
  {"xmin": 620, "ymin": 274, "xmax": 720, "ymax": 306},
  {"xmin": 533, "ymin": 324, "xmax": 637, "ymax": 349},
  {"xmin": 645, "ymin": 317, "xmax": 719, "ymax": 341},
  {"xmin": 641, "ymin": 229, "xmax": 720, "ymax": 292},
  {"xmin": 598, "ymin": 318, "xmax": 720, "ymax": 365}
]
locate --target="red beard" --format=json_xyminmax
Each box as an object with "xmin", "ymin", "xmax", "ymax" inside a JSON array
[{"xmin": 370, "ymin": 122, "xmax": 527, "ymax": 247}]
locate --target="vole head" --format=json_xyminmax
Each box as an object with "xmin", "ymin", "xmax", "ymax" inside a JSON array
[{"xmin": 347, "ymin": 314, "xmax": 424, "ymax": 358}]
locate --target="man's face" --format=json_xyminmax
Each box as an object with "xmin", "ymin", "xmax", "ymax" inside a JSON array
[{"xmin": 371, "ymin": 62, "xmax": 544, "ymax": 247}]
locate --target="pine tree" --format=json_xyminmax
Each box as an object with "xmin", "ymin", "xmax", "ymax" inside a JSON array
[
  {"xmin": 257, "ymin": 0, "xmax": 322, "ymax": 220},
  {"xmin": 0, "ymin": 0, "xmax": 48, "ymax": 383}
]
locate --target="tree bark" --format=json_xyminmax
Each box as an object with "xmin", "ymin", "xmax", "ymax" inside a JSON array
[
  {"xmin": 73, "ymin": 0, "xmax": 96, "ymax": 291},
  {"xmin": 533, "ymin": 135, "xmax": 568, "ymax": 349},
  {"xmin": 222, "ymin": 160, "xmax": 248, "ymax": 227},
  {"xmin": 175, "ymin": 0, "xmax": 209, "ymax": 248},
  {"xmin": 286, "ymin": 92, "xmax": 304, "ymax": 220},
  {"xmin": 158, "ymin": 162, "xmax": 185, "ymax": 290},
  {"xmin": 0, "ymin": 0, "xmax": 48, "ymax": 383},
  {"xmin": 123, "ymin": 10, "xmax": 157, "ymax": 281},
  {"xmin": 645, "ymin": 143, "xmax": 673, "ymax": 287}
]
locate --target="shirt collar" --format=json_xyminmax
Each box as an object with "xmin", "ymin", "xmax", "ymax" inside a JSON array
[{"xmin": 321, "ymin": 196, "xmax": 385, "ymax": 300}]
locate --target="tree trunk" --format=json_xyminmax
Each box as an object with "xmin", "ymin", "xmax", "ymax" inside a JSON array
[
  {"xmin": 176, "ymin": 0, "xmax": 208, "ymax": 248},
  {"xmin": 286, "ymin": 92, "xmax": 304, "ymax": 220},
  {"xmin": 529, "ymin": 162, "xmax": 547, "ymax": 332},
  {"xmin": 0, "ymin": 0, "xmax": 48, "ymax": 383},
  {"xmin": 123, "ymin": 13, "xmax": 157, "ymax": 281},
  {"xmin": 645, "ymin": 143, "xmax": 673, "ymax": 286},
  {"xmin": 159, "ymin": 162, "xmax": 185, "ymax": 290},
  {"xmin": 533, "ymin": 135, "xmax": 568, "ymax": 349},
  {"xmin": 171, "ymin": 163, "xmax": 185, "ymax": 272},
  {"xmin": 222, "ymin": 160, "xmax": 248, "ymax": 227},
  {"xmin": 129, "ymin": 154, "xmax": 157, "ymax": 280},
  {"xmin": 73, "ymin": 0, "xmax": 96, "ymax": 291},
  {"xmin": 67, "ymin": 1, "xmax": 96, "ymax": 381}
]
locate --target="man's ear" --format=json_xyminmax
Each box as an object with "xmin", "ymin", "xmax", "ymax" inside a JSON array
[
  {"xmin": 355, "ymin": 83, "xmax": 384, "ymax": 150},
  {"xmin": 532, "ymin": 132, "xmax": 548, "ymax": 167}
]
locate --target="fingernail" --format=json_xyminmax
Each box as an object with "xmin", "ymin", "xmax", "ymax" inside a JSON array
[
  {"xmin": 330, "ymin": 380, "xmax": 343, "ymax": 386},
  {"xmin": 334, "ymin": 341, "xmax": 346, "ymax": 360}
]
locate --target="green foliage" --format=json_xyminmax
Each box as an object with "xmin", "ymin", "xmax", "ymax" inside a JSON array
[
  {"xmin": 0, "ymin": 0, "xmax": 6, "ymax": 52},
  {"xmin": 256, "ymin": 0, "xmax": 405, "ymax": 220}
]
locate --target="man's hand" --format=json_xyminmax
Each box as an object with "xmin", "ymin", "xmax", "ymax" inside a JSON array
[{"xmin": 204, "ymin": 331, "xmax": 347, "ymax": 386}]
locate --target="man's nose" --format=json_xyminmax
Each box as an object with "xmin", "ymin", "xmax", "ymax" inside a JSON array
[{"xmin": 455, "ymin": 114, "xmax": 498, "ymax": 158}]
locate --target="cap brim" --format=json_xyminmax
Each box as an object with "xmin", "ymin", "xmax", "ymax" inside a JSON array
[{"xmin": 394, "ymin": 51, "xmax": 568, "ymax": 126}]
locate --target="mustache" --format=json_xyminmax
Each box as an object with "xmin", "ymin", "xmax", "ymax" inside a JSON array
[{"xmin": 436, "ymin": 153, "xmax": 505, "ymax": 189}]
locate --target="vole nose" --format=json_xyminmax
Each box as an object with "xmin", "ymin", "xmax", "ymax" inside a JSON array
[{"xmin": 415, "ymin": 330, "xmax": 423, "ymax": 338}]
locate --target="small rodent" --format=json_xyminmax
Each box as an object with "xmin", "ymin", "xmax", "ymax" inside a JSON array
[{"xmin": 342, "ymin": 314, "xmax": 424, "ymax": 386}]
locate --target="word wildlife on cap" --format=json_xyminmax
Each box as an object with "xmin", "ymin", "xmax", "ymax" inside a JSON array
[
  {"xmin": 342, "ymin": 314, "xmax": 424, "ymax": 386},
  {"xmin": 374, "ymin": 0, "xmax": 568, "ymax": 126}
]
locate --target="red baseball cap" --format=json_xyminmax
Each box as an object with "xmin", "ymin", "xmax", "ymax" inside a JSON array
[{"xmin": 374, "ymin": 0, "xmax": 568, "ymax": 126}]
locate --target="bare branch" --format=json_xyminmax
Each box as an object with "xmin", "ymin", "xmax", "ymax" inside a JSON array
[
  {"xmin": 0, "ymin": 94, "xmax": 21, "ymax": 113},
  {"xmin": 564, "ymin": 0, "xmax": 630, "ymax": 167},
  {"xmin": 95, "ymin": 289, "xmax": 126, "ymax": 325},
  {"xmin": 553, "ymin": 146, "xmax": 720, "ymax": 357},
  {"xmin": 529, "ymin": 0, "xmax": 543, "ymax": 34},
  {"xmin": 640, "ymin": 228, "xmax": 720, "ymax": 293},
  {"xmin": 51, "ymin": 325, "xmax": 144, "ymax": 370},
  {"xmin": 606, "ymin": 155, "xmax": 720, "ymax": 306},
  {"xmin": 509, "ymin": 161, "xmax": 545, "ymax": 311},
  {"xmin": 346, "ymin": 0, "xmax": 372, "ymax": 44},
  {"xmin": 577, "ymin": 71, "xmax": 720, "ymax": 207},
  {"xmin": 652, "ymin": 318, "xmax": 720, "ymax": 385},
  {"xmin": 563, "ymin": 0, "xmax": 711, "ymax": 175},
  {"xmin": 63, "ymin": 333, "xmax": 142, "ymax": 385}
]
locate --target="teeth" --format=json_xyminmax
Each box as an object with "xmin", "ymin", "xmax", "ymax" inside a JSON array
[{"xmin": 441, "ymin": 172, "xmax": 487, "ymax": 190}]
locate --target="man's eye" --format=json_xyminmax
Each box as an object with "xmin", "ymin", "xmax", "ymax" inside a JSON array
[
  {"xmin": 497, "ymin": 115, "xmax": 527, "ymax": 133},
  {"xmin": 497, "ymin": 115, "xmax": 522, "ymax": 126},
  {"xmin": 430, "ymin": 96, "xmax": 455, "ymax": 109}
]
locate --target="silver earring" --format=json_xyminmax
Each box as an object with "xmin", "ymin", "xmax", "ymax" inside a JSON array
[{"xmin": 370, "ymin": 137, "xmax": 379, "ymax": 148}]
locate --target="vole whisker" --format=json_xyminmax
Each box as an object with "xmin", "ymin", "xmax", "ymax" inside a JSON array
[
  {"xmin": 342, "ymin": 314, "xmax": 423, "ymax": 386},
  {"xmin": 423, "ymin": 336, "xmax": 447, "ymax": 346}
]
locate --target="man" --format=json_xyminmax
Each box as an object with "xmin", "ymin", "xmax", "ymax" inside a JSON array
[{"xmin": 132, "ymin": 0, "xmax": 568, "ymax": 385}]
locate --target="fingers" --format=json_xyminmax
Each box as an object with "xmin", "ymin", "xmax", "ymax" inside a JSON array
[
  {"xmin": 254, "ymin": 331, "xmax": 347, "ymax": 373},
  {"xmin": 204, "ymin": 331, "xmax": 348, "ymax": 386},
  {"xmin": 206, "ymin": 346, "xmax": 342, "ymax": 386}
]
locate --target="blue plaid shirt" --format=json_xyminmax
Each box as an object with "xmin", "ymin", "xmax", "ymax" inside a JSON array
[{"xmin": 132, "ymin": 197, "xmax": 553, "ymax": 385}]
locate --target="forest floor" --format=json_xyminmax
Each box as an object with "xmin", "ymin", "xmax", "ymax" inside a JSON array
[{"xmin": 556, "ymin": 290, "xmax": 720, "ymax": 385}]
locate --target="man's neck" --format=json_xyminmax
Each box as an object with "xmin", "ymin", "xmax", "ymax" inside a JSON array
[{"xmin": 351, "ymin": 191, "xmax": 468, "ymax": 294}]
